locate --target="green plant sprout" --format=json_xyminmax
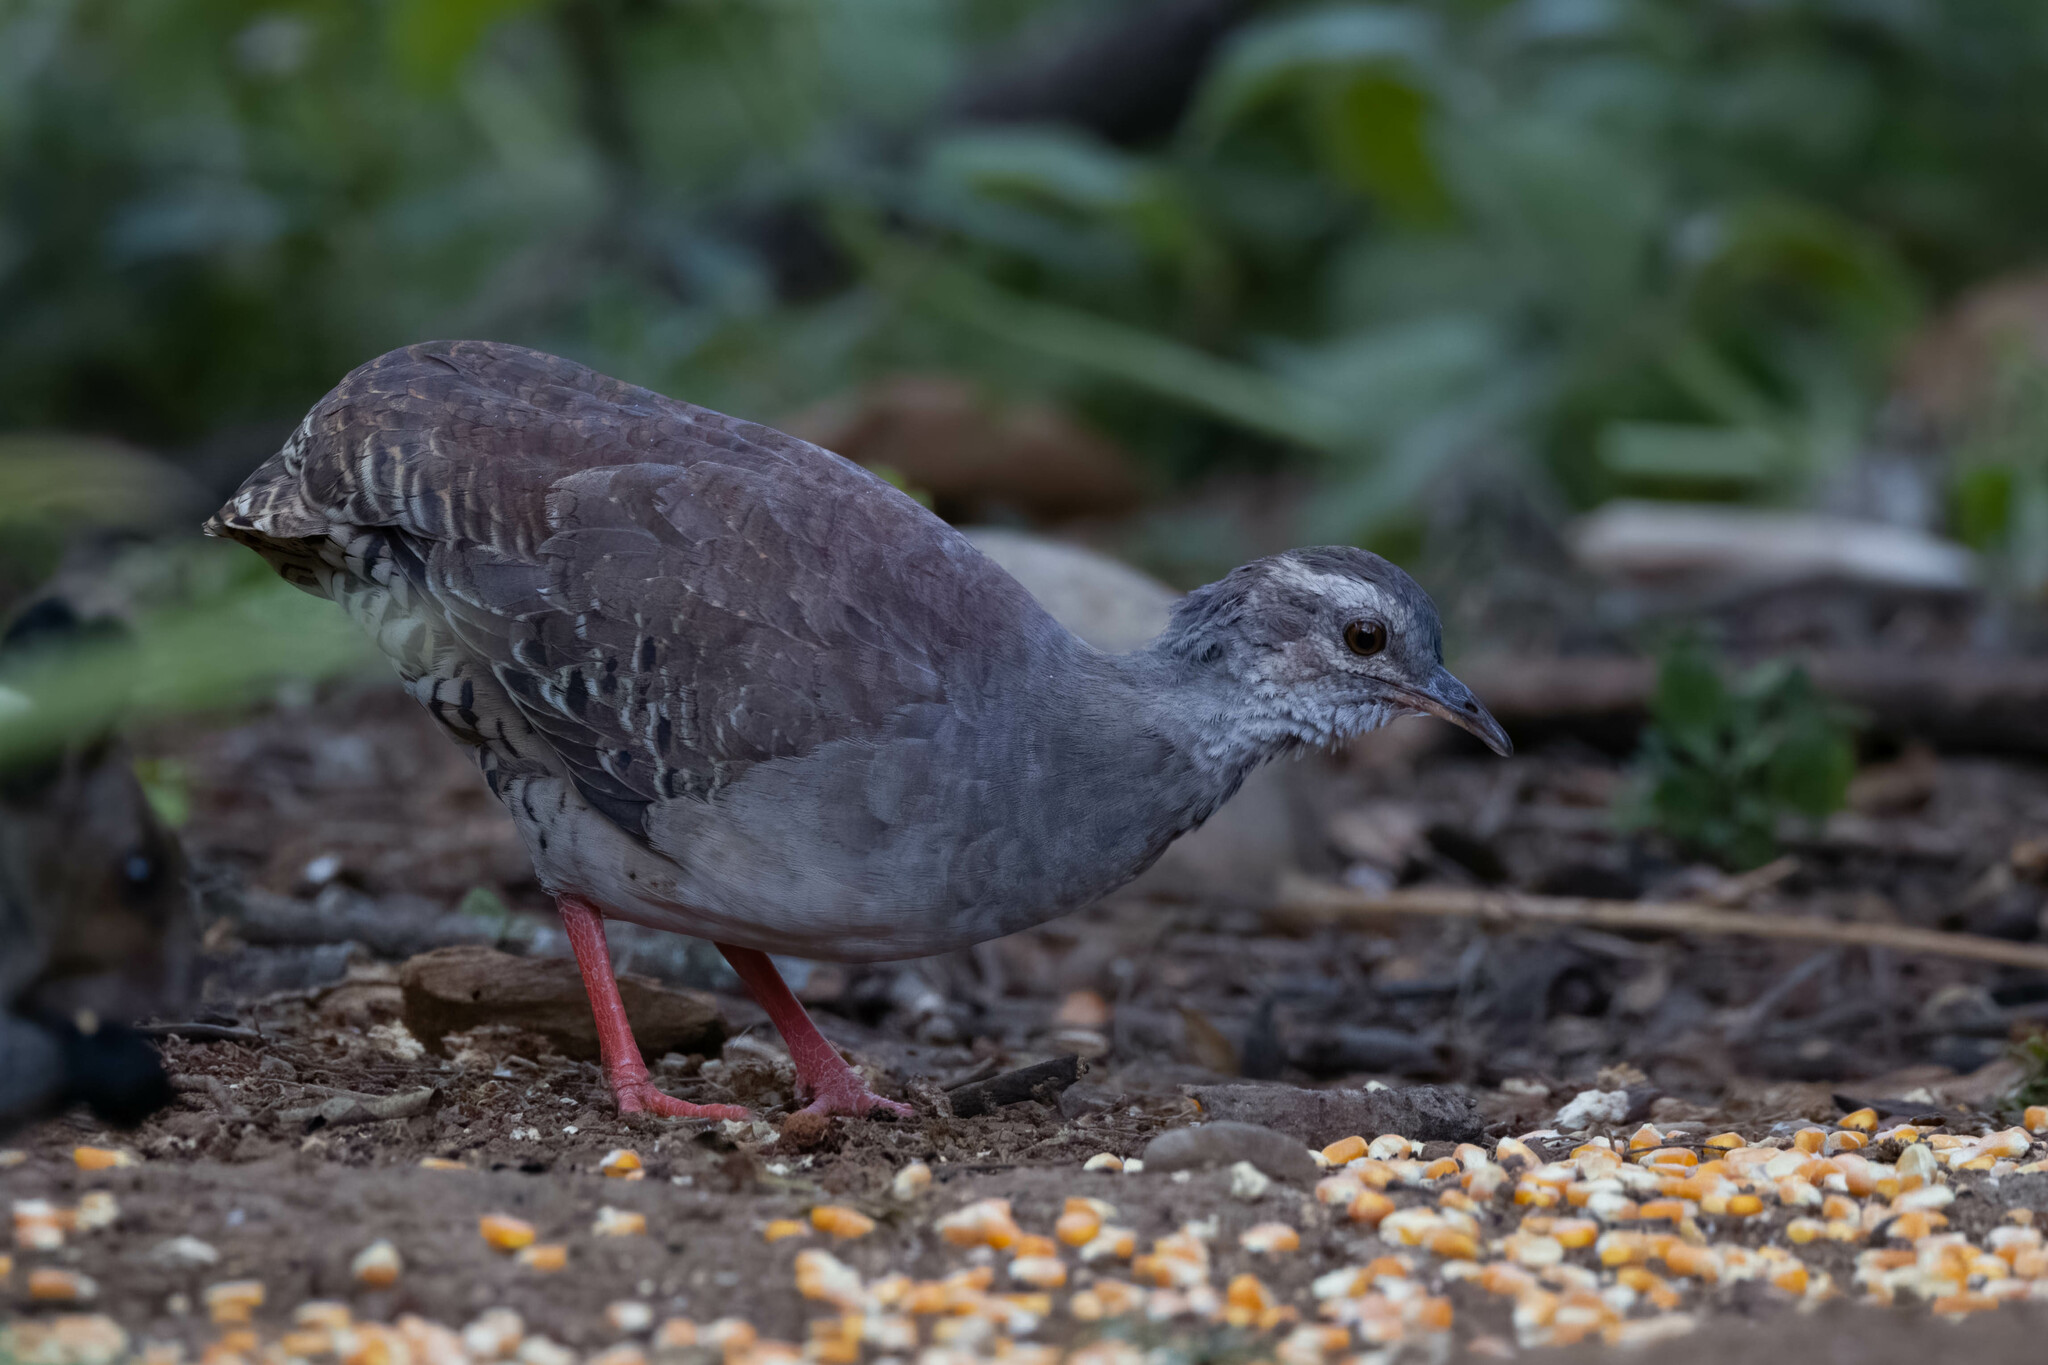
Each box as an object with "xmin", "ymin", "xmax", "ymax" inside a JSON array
[{"xmin": 1619, "ymin": 638, "xmax": 1856, "ymax": 870}]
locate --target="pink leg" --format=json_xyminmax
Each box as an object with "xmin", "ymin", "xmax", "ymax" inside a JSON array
[
  {"xmin": 558, "ymin": 895, "xmax": 749, "ymax": 1121},
  {"xmin": 717, "ymin": 944, "xmax": 912, "ymax": 1119}
]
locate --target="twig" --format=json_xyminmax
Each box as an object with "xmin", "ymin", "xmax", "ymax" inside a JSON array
[
  {"xmin": 135, "ymin": 1022, "xmax": 264, "ymax": 1044},
  {"xmin": 1272, "ymin": 875, "xmax": 2048, "ymax": 973}
]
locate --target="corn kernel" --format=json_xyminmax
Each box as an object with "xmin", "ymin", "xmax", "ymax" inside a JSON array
[
  {"xmin": 1627, "ymin": 1125, "xmax": 1662, "ymax": 1152},
  {"xmin": 934, "ymin": 1198, "xmax": 1020, "ymax": 1248},
  {"xmin": 1010, "ymin": 1256, "xmax": 1066, "ymax": 1289},
  {"xmin": 1662, "ymin": 1244, "xmax": 1719, "ymax": 1281},
  {"xmin": 1769, "ymin": 1262, "xmax": 1809, "ymax": 1295},
  {"xmin": 810, "ymin": 1205, "xmax": 875, "ymax": 1240},
  {"xmin": 515, "ymin": 1244, "xmax": 566, "ymax": 1273},
  {"xmin": 1348, "ymin": 1191, "xmax": 1395, "ymax": 1227},
  {"xmin": 1079, "ymin": 1225, "xmax": 1137, "ymax": 1262},
  {"xmin": 480, "ymin": 1216, "xmax": 536, "ymax": 1252},
  {"xmin": 28, "ymin": 1268, "xmax": 96, "ymax": 1302},
  {"xmin": 2024, "ymin": 1107, "xmax": 2048, "ymax": 1135},
  {"xmin": 1368, "ymin": 1134, "xmax": 1414, "ymax": 1161},
  {"xmin": 1081, "ymin": 1153, "xmax": 1122, "ymax": 1172},
  {"xmin": 1238, "ymin": 1222, "xmax": 1300, "ymax": 1255},
  {"xmin": 1703, "ymin": 1132, "xmax": 1745, "ymax": 1150},
  {"xmin": 762, "ymin": 1219, "xmax": 807, "ymax": 1243},
  {"xmin": 72, "ymin": 1146, "xmax": 136, "ymax": 1171},
  {"xmin": 1425, "ymin": 1228, "xmax": 1478, "ymax": 1260},
  {"xmin": 419, "ymin": 1157, "xmax": 467, "ymax": 1171},
  {"xmin": 1839, "ymin": 1108, "xmax": 1879, "ymax": 1132},
  {"xmin": 1013, "ymin": 1232, "xmax": 1058, "ymax": 1258},
  {"xmin": 203, "ymin": 1281, "xmax": 265, "ymax": 1325},
  {"xmin": 1724, "ymin": 1194, "xmax": 1763, "ymax": 1218},
  {"xmin": 652, "ymin": 1319, "xmax": 696, "ymax": 1350},
  {"xmin": 891, "ymin": 1161, "xmax": 932, "ymax": 1200},
  {"xmin": 1321, "ymin": 1135, "xmax": 1367, "ymax": 1165},
  {"xmin": 598, "ymin": 1149, "xmax": 643, "ymax": 1179},
  {"xmin": 298, "ymin": 1303, "xmax": 354, "ymax": 1331},
  {"xmin": 1055, "ymin": 1208, "xmax": 1100, "ymax": 1246},
  {"xmin": 351, "ymin": 1240, "xmax": 402, "ymax": 1288},
  {"xmin": 593, "ymin": 1206, "xmax": 647, "ymax": 1238},
  {"xmin": 1423, "ymin": 1156, "xmax": 1461, "ymax": 1181}
]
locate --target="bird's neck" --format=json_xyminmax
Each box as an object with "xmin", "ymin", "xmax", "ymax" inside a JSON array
[{"xmin": 1109, "ymin": 646, "xmax": 1287, "ymax": 819}]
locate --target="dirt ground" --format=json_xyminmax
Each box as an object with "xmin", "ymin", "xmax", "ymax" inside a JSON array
[{"xmin": 9, "ymin": 680, "xmax": 2048, "ymax": 1361}]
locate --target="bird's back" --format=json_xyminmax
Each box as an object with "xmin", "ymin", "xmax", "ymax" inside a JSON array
[{"xmin": 208, "ymin": 342, "xmax": 1193, "ymax": 958}]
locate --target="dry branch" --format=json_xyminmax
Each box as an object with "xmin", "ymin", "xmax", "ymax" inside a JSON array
[
  {"xmin": 1459, "ymin": 652, "xmax": 2048, "ymax": 753},
  {"xmin": 1272, "ymin": 874, "xmax": 2048, "ymax": 972}
]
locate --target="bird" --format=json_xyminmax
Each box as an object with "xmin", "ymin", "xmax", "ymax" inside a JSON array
[{"xmin": 207, "ymin": 340, "xmax": 1511, "ymax": 1120}]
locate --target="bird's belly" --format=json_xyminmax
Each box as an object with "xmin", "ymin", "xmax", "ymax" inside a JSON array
[{"xmin": 496, "ymin": 773, "xmax": 1081, "ymax": 962}]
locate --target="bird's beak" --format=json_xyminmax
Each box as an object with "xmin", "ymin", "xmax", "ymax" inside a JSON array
[{"xmin": 1392, "ymin": 665, "xmax": 1513, "ymax": 757}]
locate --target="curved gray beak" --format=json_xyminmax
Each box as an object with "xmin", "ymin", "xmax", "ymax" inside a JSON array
[{"xmin": 1394, "ymin": 665, "xmax": 1513, "ymax": 756}]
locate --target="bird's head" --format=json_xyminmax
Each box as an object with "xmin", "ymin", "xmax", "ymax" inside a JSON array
[{"xmin": 1156, "ymin": 546, "xmax": 1510, "ymax": 766}]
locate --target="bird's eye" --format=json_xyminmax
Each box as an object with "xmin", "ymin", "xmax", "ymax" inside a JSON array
[{"xmin": 1344, "ymin": 619, "xmax": 1387, "ymax": 657}]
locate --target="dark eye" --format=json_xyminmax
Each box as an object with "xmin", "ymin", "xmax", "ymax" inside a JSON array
[{"xmin": 1344, "ymin": 619, "xmax": 1387, "ymax": 657}]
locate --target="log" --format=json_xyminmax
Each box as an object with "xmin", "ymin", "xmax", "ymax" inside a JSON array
[
  {"xmin": 1459, "ymin": 652, "xmax": 2048, "ymax": 754},
  {"xmin": 1272, "ymin": 875, "xmax": 2048, "ymax": 972}
]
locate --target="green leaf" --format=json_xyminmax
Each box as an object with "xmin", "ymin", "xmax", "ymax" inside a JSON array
[
  {"xmin": 1190, "ymin": 5, "xmax": 1444, "ymax": 138},
  {"xmin": 389, "ymin": 0, "xmax": 545, "ymax": 89}
]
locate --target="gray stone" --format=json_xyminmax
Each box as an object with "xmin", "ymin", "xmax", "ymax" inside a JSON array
[
  {"xmin": 1184, "ymin": 1082, "xmax": 1485, "ymax": 1146},
  {"xmin": 1140, "ymin": 1120, "xmax": 1319, "ymax": 1183}
]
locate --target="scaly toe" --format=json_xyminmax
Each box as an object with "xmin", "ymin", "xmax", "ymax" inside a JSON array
[
  {"xmin": 799, "ymin": 1079, "xmax": 913, "ymax": 1121},
  {"xmin": 614, "ymin": 1081, "xmax": 749, "ymax": 1122}
]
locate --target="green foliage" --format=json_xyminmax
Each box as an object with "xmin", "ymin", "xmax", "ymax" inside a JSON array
[
  {"xmin": 1620, "ymin": 638, "xmax": 1856, "ymax": 870},
  {"xmin": 2010, "ymin": 1035, "xmax": 2048, "ymax": 1112},
  {"xmin": 3, "ymin": 0, "xmax": 2048, "ymax": 564}
]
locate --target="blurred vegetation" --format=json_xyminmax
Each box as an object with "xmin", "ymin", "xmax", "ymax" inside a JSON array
[
  {"xmin": 7, "ymin": 0, "xmax": 2048, "ymax": 553},
  {"xmin": 1619, "ymin": 637, "xmax": 1856, "ymax": 870}
]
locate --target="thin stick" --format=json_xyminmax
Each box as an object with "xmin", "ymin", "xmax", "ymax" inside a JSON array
[{"xmin": 1272, "ymin": 875, "xmax": 2048, "ymax": 973}]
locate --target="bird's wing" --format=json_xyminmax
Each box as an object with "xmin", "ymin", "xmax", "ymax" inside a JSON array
[{"xmin": 209, "ymin": 340, "xmax": 1053, "ymax": 837}]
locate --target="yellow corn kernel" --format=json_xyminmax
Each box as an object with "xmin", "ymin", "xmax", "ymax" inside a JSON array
[
  {"xmin": 1547, "ymin": 1218, "xmax": 1594, "ymax": 1248},
  {"xmin": 810, "ymin": 1205, "xmax": 875, "ymax": 1240},
  {"xmin": 419, "ymin": 1157, "xmax": 468, "ymax": 1171},
  {"xmin": 516, "ymin": 1244, "xmax": 567, "ymax": 1273},
  {"xmin": 1627, "ymin": 1125, "xmax": 1662, "ymax": 1152},
  {"xmin": 1238, "ymin": 1222, "xmax": 1300, "ymax": 1255},
  {"xmin": 203, "ymin": 1281, "xmax": 266, "ymax": 1325},
  {"xmin": 599, "ymin": 1149, "xmax": 643, "ymax": 1179},
  {"xmin": 350, "ymin": 1240, "xmax": 402, "ymax": 1288},
  {"xmin": 1425, "ymin": 1228, "xmax": 1479, "ymax": 1260},
  {"xmin": 1839, "ymin": 1108, "xmax": 1879, "ymax": 1132},
  {"xmin": 28, "ymin": 1268, "xmax": 95, "ymax": 1302},
  {"xmin": 1348, "ymin": 1190, "xmax": 1395, "ymax": 1227},
  {"xmin": 1703, "ymin": 1132, "xmax": 1745, "ymax": 1150},
  {"xmin": 479, "ymin": 1216, "xmax": 536, "ymax": 1252},
  {"xmin": 2023, "ymin": 1106, "xmax": 2047, "ymax": 1135},
  {"xmin": 1081, "ymin": 1153, "xmax": 1123, "ymax": 1172},
  {"xmin": 763, "ymin": 1219, "xmax": 807, "ymax": 1243},
  {"xmin": 1769, "ymin": 1262, "xmax": 1809, "ymax": 1295},
  {"xmin": 1054, "ymin": 1209, "xmax": 1100, "ymax": 1247},
  {"xmin": 279, "ymin": 1330, "xmax": 334, "ymax": 1358},
  {"xmin": 71, "ymin": 1146, "xmax": 136, "ymax": 1171},
  {"xmin": 1013, "ymin": 1233, "xmax": 1059, "ymax": 1258},
  {"xmin": 934, "ymin": 1197, "xmax": 1019, "ymax": 1248},
  {"xmin": 593, "ymin": 1206, "xmax": 647, "ymax": 1238},
  {"xmin": 1662, "ymin": 1244, "xmax": 1719, "ymax": 1281},
  {"xmin": 1725, "ymin": 1194, "xmax": 1763, "ymax": 1218},
  {"xmin": 653, "ymin": 1319, "xmax": 697, "ymax": 1350},
  {"xmin": 296, "ymin": 1303, "xmax": 353, "ymax": 1331},
  {"xmin": 1008, "ymin": 1256, "xmax": 1066, "ymax": 1289},
  {"xmin": 1791, "ymin": 1128, "xmax": 1827, "ymax": 1154},
  {"xmin": 1422, "ymin": 1156, "xmax": 1462, "ymax": 1181},
  {"xmin": 1321, "ymin": 1135, "xmax": 1368, "ymax": 1165}
]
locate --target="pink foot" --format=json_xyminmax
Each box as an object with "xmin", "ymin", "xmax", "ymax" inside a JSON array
[
  {"xmin": 719, "ymin": 943, "xmax": 913, "ymax": 1121},
  {"xmin": 612, "ymin": 1078, "xmax": 749, "ymax": 1122},
  {"xmin": 795, "ymin": 1060, "xmax": 915, "ymax": 1120},
  {"xmin": 557, "ymin": 894, "xmax": 754, "ymax": 1123}
]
